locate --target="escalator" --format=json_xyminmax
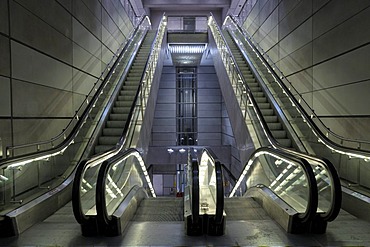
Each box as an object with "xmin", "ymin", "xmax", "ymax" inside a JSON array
[
  {"xmin": 95, "ymin": 31, "xmax": 156, "ymax": 154},
  {"xmin": 222, "ymin": 31, "xmax": 293, "ymax": 148},
  {"xmin": 74, "ymin": 147, "xmax": 224, "ymax": 237},
  {"xmin": 0, "ymin": 15, "xmax": 166, "ymax": 237},
  {"xmin": 208, "ymin": 13, "xmax": 342, "ymax": 233}
]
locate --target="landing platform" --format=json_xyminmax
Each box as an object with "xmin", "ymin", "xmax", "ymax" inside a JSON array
[{"xmin": 1, "ymin": 202, "xmax": 370, "ymax": 246}]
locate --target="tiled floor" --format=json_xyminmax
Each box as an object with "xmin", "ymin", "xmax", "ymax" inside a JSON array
[{"xmin": 1, "ymin": 202, "xmax": 370, "ymax": 246}]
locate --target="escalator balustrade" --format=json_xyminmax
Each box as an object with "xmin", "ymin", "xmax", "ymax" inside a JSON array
[
  {"xmin": 94, "ymin": 31, "xmax": 156, "ymax": 154},
  {"xmin": 222, "ymin": 31, "xmax": 293, "ymax": 148}
]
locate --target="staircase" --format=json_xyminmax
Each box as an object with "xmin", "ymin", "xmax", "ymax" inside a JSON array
[
  {"xmin": 94, "ymin": 31, "xmax": 156, "ymax": 154},
  {"xmin": 223, "ymin": 31, "xmax": 292, "ymax": 148},
  {"xmin": 133, "ymin": 197, "xmax": 184, "ymax": 221}
]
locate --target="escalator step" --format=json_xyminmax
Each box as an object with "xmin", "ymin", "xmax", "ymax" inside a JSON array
[
  {"xmin": 264, "ymin": 115, "xmax": 278, "ymax": 122},
  {"xmin": 98, "ymin": 136, "xmax": 120, "ymax": 145},
  {"xmin": 260, "ymin": 109, "xmax": 274, "ymax": 116},
  {"xmin": 103, "ymin": 128, "xmax": 123, "ymax": 136},
  {"xmin": 254, "ymin": 97, "xmax": 267, "ymax": 103},
  {"xmin": 109, "ymin": 113, "xmax": 128, "ymax": 121},
  {"xmin": 112, "ymin": 107, "xmax": 130, "ymax": 114},
  {"xmin": 115, "ymin": 101, "xmax": 133, "ymax": 107},
  {"xmin": 271, "ymin": 130, "xmax": 287, "ymax": 138},
  {"xmin": 277, "ymin": 138, "xmax": 292, "ymax": 147},
  {"xmin": 122, "ymin": 85, "xmax": 139, "ymax": 91},
  {"xmin": 267, "ymin": 122, "xmax": 282, "ymax": 130},
  {"xmin": 249, "ymin": 86, "xmax": 262, "ymax": 92},
  {"xmin": 106, "ymin": 120, "xmax": 126, "ymax": 128},
  {"xmin": 117, "ymin": 94, "xmax": 136, "ymax": 100}
]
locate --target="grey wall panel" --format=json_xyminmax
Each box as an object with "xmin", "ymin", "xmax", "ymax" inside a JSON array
[
  {"xmin": 72, "ymin": 93, "xmax": 87, "ymax": 113},
  {"xmin": 313, "ymin": 7, "xmax": 370, "ymax": 64},
  {"xmin": 73, "ymin": 19, "xmax": 101, "ymax": 59},
  {"xmin": 10, "ymin": 1, "xmax": 73, "ymax": 64},
  {"xmin": 313, "ymin": 45, "xmax": 370, "ymax": 90},
  {"xmin": 153, "ymin": 119, "xmax": 176, "ymax": 127},
  {"xmin": 0, "ymin": 35, "xmax": 10, "ymax": 77},
  {"xmin": 101, "ymin": 44, "xmax": 115, "ymax": 65},
  {"xmin": 156, "ymin": 94, "xmax": 176, "ymax": 103},
  {"xmin": 259, "ymin": 8, "xmax": 278, "ymax": 48},
  {"xmin": 56, "ymin": 0, "xmax": 72, "ymax": 12},
  {"xmin": 72, "ymin": 69, "xmax": 97, "ymax": 96},
  {"xmin": 278, "ymin": 0, "xmax": 307, "ymax": 30},
  {"xmin": 12, "ymin": 119, "xmax": 70, "ymax": 145},
  {"xmin": 101, "ymin": 26, "xmax": 119, "ymax": 60},
  {"xmin": 312, "ymin": 0, "xmax": 330, "ymax": 13},
  {"xmin": 152, "ymin": 133, "xmax": 176, "ymax": 141},
  {"xmin": 278, "ymin": 43, "xmax": 312, "ymax": 75},
  {"xmin": 73, "ymin": 1, "xmax": 102, "ymax": 40},
  {"xmin": 154, "ymin": 110, "xmax": 175, "ymax": 118},
  {"xmin": 12, "ymin": 79, "xmax": 73, "ymax": 117},
  {"xmin": 14, "ymin": 0, "xmax": 72, "ymax": 38},
  {"xmin": 279, "ymin": 18, "xmax": 312, "ymax": 59},
  {"xmin": 321, "ymin": 117, "xmax": 370, "ymax": 142},
  {"xmin": 198, "ymin": 124, "xmax": 221, "ymax": 133},
  {"xmin": 242, "ymin": 0, "xmax": 370, "ymax": 143},
  {"xmin": 313, "ymin": 80, "xmax": 370, "ymax": 116},
  {"xmin": 154, "ymin": 104, "xmax": 176, "ymax": 111},
  {"xmin": 198, "ymin": 103, "xmax": 221, "ymax": 112},
  {"xmin": 287, "ymin": 68, "xmax": 313, "ymax": 92},
  {"xmin": 0, "ymin": 0, "xmax": 9, "ymax": 35},
  {"xmin": 0, "ymin": 119, "xmax": 11, "ymax": 156},
  {"xmin": 0, "ymin": 77, "xmax": 11, "ymax": 116},
  {"xmin": 265, "ymin": 42, "xmax": 279, "ymax": 64},
  {"xmin": 11, "ymin": 41, "xmax": 73, "ymax": 91},
  {"xmin": 313, "ymin": 1, "xmax": 370, "ymax": 39},
  {"xmin": 73, "ymin": 44, "xmax": 102, "ymax": 77},
  {"xmin": 152, "ymin": 125, "xmax": 176, "ymax": 133},
  {"xmin": 1, "ymin": 0, "xmax": 135, "ymax": 148},
  {"xmin": 81, "ymin": 0, "xmax": 102, "ymax": 21},
  {"xmin": 102, "ymin": 8, "xmax": 125, "ymax": 50}
]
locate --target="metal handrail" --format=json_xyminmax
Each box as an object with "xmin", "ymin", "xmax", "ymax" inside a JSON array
[
  {"xmin": 0, "ymin": 15, "xmax": 148, "ymax": 167},
  {"xmin": 209, "ymin": 12, "xmax": 341, "ymax": 222},
  {"xmin": 200, "ymin": 148, "xmax": 224, "ymax": 224},
  {"xmin": 72, "ymin": 13, "xmax": 166, "ymax": 227},
  {"xmin": 231, "ymin": 146, "xmax": 318, "ymax": 224},
  {"xmin": 226, "ymin": 15, "xmax": 370, "ymax": 158},
  {"xmin": 95, "ymin": 148, "xmax": 154, "ymax": 226}
]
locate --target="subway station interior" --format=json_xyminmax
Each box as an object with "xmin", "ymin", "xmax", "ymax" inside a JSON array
[{"xmin": 1, "ymin": 0, "xmax": 370, "ymax": 246}]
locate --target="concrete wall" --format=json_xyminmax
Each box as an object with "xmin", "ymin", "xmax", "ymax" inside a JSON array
[
  {"xmin": 240, "ymin": 0, "xmax": 370, "ymax": 140},
  {"xmin": 0, "ymin": 0, "xmax": 135, "ymax": 154}
]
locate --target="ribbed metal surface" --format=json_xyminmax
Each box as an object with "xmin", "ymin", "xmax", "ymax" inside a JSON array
[
  {"xmin": 94, "ymin": 31, "xmax": 156, "ymax": 154},
  {"xmin": 224, "ymin": 197, "xmax": 270, "ymax": 221},
  {"xmin": 223, "ymin": 30, "xmax": 292, "ymax": 148},
  {"xmin": 133, "ymin": 197, "xmax": 184, "ymax": 222}
]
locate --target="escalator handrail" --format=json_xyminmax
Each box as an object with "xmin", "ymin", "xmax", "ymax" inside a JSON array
[
  {"xmin": 227, "ymin": 15, "xmax": 370, "ymax": 158},
  {"xmin": 71, "ymin": 21, "xmax": 151, "ymax": 225},
  {"xmin": 215, "ymin": 160, "xmax": 224, "ymax": 224},
  {"xmin": 0, "ymin": 16, "xmax": 148, "ymax": 168},
  {"xmin": 223, "ymin": 16, "xmax": 341, "ymax": 222},
  {"xmin": 200, "ymin": 148, "xmax": 224, "ymax": 224},
  {"xmin": 72, "ymin": 159, "xmax": 91, "ymax": 224},
  {"xmin": 95, "ymin": 148, "xmax": 140, "ymax": 225},
  {"xmin": 118, "ymin": 13, "xmax": 167, "ymax": 147},
  {"xmin": 209, "ymin": 13, "xmax": 341, "ymax": 222},
  {"xmin": 235, "ymin": 146, "xmax": 318, "ymax": 223},
  {"xmin": 84, "ymin": 15, "xmax": 166, "ymax": 228},
  {"xmin": 192, "ymin": 159, "xmax": 200, "ymax": 224}
]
